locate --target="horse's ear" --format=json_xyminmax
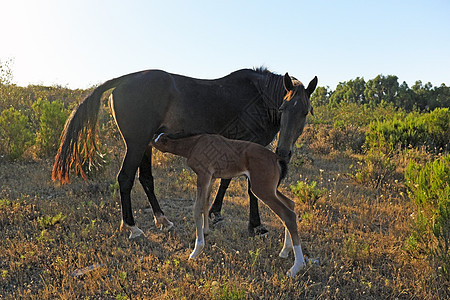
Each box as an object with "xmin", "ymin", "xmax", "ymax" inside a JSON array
[
  {"xmin": 306, "ymin": 76, "xmax": 318, "ymax": 96},
  {"xmin": 283, "ymin": 73, "xmax": 294, "ymax": 91}
]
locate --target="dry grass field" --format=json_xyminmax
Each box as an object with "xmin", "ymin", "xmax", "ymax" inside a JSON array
[{"xmin": 0, "ymin": 125, "xmax": 448, "ymax": 299}]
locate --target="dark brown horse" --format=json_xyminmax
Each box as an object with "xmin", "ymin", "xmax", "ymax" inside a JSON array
[
  {"xmin": 52, "ymin": 68, "xmax": 317, "ymax": 238},
  {"xmin": 152, "ymin": 133, "xmax": 305, "ymax": 277}
]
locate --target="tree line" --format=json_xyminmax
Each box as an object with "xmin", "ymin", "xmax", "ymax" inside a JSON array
[{"xmin": 311, "ymin": 75, "xmax": 450, "ymax": 111}]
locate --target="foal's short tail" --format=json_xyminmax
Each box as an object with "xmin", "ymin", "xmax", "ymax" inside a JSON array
[
  {"xmin": 277, "ymin": 159, "xmax": 288, "ymax": 186},
  {"xmin": 52, "ymin": 76, "xmax": 124, "ymax": 184}
]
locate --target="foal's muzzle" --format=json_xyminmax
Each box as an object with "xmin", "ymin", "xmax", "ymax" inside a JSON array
[{"xmin": 275, "ymin": 148, "xmax": 292, "ymax": 162}]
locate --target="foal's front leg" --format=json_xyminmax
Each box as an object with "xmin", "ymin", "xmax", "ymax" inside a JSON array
[{"xmin": 189, "ymin": 175, "xmax": 212, "ymax": 259}]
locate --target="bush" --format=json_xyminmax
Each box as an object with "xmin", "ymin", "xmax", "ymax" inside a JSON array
[
  {"xmin": 290, "ymin": 180, "xmax": 326, "ymax": 206},
  {"xmin": 32, "ymin": 98, "xmax": 69, "ymax": 156},
  {"xmin": 405, "ymin": 154, "xmax": 450, "ymax": 278},
  {"xmin": 0, "ymin": 107, "xmax": 34, "ymax": 160},
  {"xmin": 366, "ymin": 108, "xmax": 450, "ymax": 155}
]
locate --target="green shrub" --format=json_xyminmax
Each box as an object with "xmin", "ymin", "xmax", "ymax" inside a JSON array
[
  {"xmin": 32, "ymin": 98, "xmax": 69, "ymax": 156},
  {"xmin": 0, "ymin": 107, "xmax": 34, "ymax": 160},
  {"xmin": 405, "ymin": 154, "xmax": 450, "ymax": 278},
  {"xmin": 290, "ymin": 180, "xmax": 326, "ymax": 206},
  {"xmin": 366, "ymin": 108, "xmax": 450, "ymax": 155}
]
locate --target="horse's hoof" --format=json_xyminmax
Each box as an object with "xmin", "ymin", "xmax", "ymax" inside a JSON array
[
  {"xmin": 209, "ymin": 212, "xmax": 224, "ymax": 225},
  {"xmin": 128, "ymin": 226, "xmax": 144, "ymax": 239},
  {"xmin": 120, "ymin": 221, "xmax": 144, "ymax": 239},
  {"xmin": 154, "ymin": 216, "xmax": 174, "ymax": 231},
  {"xmin": 248, "ymin": 225, "xmax": 269, "ymax": 238}
]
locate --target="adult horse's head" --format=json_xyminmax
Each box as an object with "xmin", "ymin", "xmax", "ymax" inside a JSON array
[{"xmin": 276, "ymin": 74, "xmax": 317, "ymax": 162}]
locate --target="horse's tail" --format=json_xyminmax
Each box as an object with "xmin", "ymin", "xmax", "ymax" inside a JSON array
[
  {"xmin": 52, "ymin": 76, "xmax": 124, "ymax": 184},
  {"xmin": 277, "ymin": 158, "xmax": 288, "ymax": 186}
]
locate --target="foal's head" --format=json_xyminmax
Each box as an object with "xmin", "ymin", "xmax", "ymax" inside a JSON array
[
  {"xmin": 152, "ymin": 133, "xmax": 171, "ymax": 153},
  {"xmin": 276, "ymin": 74, "xmax": 317, "ymax": 162}
]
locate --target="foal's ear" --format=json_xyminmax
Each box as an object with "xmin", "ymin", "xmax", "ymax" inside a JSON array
[
  {"xmin": 283, "ymin": 73, "xmax": 294, "ymax": 91},
  {"xmin": 306, "ymin": 76, "xmax": 318, "ymax": 96}
]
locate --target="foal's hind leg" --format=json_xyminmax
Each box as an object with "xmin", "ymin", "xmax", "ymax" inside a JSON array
[{"xmin": 139, "ymin": 147, "xmax": 173, "ymax": 230}]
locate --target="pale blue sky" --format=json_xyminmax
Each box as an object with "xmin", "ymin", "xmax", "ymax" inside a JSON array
[{"xmin": 1, "ymin": 0, "xmax": 449, "ymax": 89}]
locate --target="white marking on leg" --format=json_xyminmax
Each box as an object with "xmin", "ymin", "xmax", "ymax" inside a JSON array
[
  {"xmin": 190, "ymin": 202, "xmax": 205, "ymax": 259},
  {"xmin": 279, "ymin": 227, "xmax": 293, "ymax": 258},
  {"xmin": 189, "ymin": 237, "xmax": 205, "ymax": 259},
  {"xmin": 287, "ymin": 245, "xmax": 306, "ymax": 277}
]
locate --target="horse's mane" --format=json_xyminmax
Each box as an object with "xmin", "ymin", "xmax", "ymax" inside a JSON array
[{"xmin": 254, "ymin": 68, "xmax": 286, "ymax": 125}]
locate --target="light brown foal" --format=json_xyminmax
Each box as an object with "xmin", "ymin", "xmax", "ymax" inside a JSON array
[{"xmin": 152, "ymin": 133, "xmax": 305, "ymax": 277}]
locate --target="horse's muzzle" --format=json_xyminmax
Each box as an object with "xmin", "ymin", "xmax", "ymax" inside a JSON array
[{"xmin": 275, "ymin": 148, "xmax": 292, "ymax": 162}]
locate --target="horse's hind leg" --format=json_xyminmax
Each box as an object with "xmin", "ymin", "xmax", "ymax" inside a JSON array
[
  {"xmin": 208, "ymin": 178, "xmax": 231, "ymax": 223},
  {"xmin": 118, "ymin": 145, "xmax": 146, "ymax": 239},
  {"xmin": 248, "ymin": 180, "xmax": 267, "ymax": 237},
  {"xmin": 139, "ymin": 147, "xmax": 173, "ymax": 230}
]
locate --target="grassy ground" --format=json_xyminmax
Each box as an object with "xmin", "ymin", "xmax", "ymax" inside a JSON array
[{"xmin": 0, "ymin": 130, "xmax": 447, "ymax": 299}]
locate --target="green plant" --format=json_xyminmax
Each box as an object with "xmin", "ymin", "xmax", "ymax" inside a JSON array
[
  {"xmin": 37, "ymin": 212, "xmax": 67, "ymax": 229},
  {"xmin": 0, "ymin": 107, "xmax": 34, "ymax": 160},
  {"xmin": 249, "ymin": 248, "xmax": 261, "ymax": 267},
  {"xmin": 343, "ymin": 234, "xmax": 370, "ymax": 261},
  {"xmin": 109, "ymin": 181, "xmax": 120, "ymax": 198},
  {"xmin": 213, "ymin": 283, "xmax": 246, "ymax": 300},
  {"xmin": 365, "ymin": 108, "xmax": 449, "ymax": 155},
  {"xmin": 290, "ymin": 180, "xmax": 326, "ymax": 206},
  {"xmin": 32, "ymin": 98, "xmax": 69, "ymax": 155},
  {"xmin": 405, "ymin": 154, "xmax": 449, "ymax": 278}
]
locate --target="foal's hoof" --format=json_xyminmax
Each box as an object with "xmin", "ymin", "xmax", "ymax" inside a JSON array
[
  {"xmin": 286, "ymin": 262, "xmax": 305, "ymax": 277},
  {"xmin": 154, "ymin": 215, "xmax": 174, "ymax": 231},
  {"xmin": 279, "ymin": 247, "xmax": 293, "ymax": 258},
  {"xmin": 120, "ymin": 221, "xmax": 144, "ymax": 239}
]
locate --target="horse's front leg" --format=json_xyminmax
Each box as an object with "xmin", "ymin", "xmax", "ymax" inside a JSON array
[
  {"xmin": 190, "ymin": 175, "xmax": 212, "ymax": 259},
  {"xmin": 139, "ymin": 147, "xmax": 173, "ymax": 230}
]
